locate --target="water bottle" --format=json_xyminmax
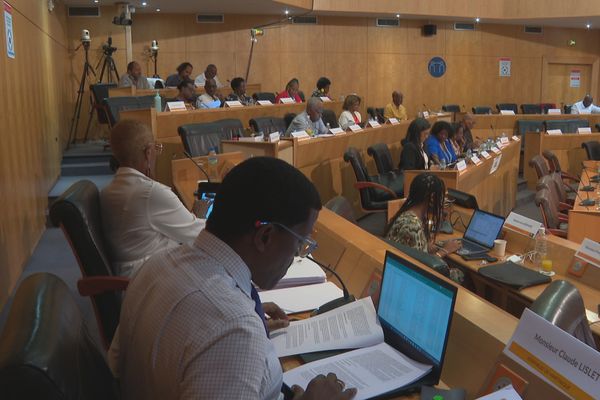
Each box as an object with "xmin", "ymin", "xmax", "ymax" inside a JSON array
[
  {"xmin": 207, "ymin": 148, "xmax": 219, "ymax": 181},
  {"xmin": 326, "ymin": 122, "xmax": 331, "ymax": 132},
  {"xmin": 534, "ymin": 227, "xmax": 550, "ymax": 275},
  {"xmin": 154, "ymin": 91, "xmax": 162, "ymax": 112}
]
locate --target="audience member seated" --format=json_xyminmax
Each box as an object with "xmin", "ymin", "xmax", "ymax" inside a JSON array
[
  {"xmin": 115, "ymin": 156, "xmax": 356, "ymax": 400},
  {"xmin": 285, "ymin": 97, "xmax": 328, "ymax": 136},
  {"xmin": 118, "ymin": 61, "xmax": 151, "ymax": 90},
  {"xmin": 383, "ymin": 90, "xmax": 408, "ymax": 121},
  {"xmin": 458, "ymin": 113, "xmax": 480, "ymax": 149},
  {"xmin": 100, "ymin": 120, "xmax": 205, "ymax": 276},
  {"xmin": 399, "ymin": 118, "xmax": 431, "ymax": 171},
  {"xmin": 164, "ymin": 62, "xmax": 193, "ymax": 88},
  {"xmin": 571, "ymin": 94, "xmax": 600, "ymax": 114},
  {"xmin": 197, "ymin": 78, "xmax": 224, "ymax": 109},
  {"xmin": 275, "ymin": 78, "xmax": 303, "ymax": 103},
  {"xmin": 311, "ymin": 76, "xmax": 331, "ymax": 99},
  {"xmin": 169, "ymin": 79, "xmax": 196, "ymax": 110},
  {"xmin": 425, "ymin": 121, "xmax": 457, "ymax": 166},
  {"xmin": 194, "ymin": 63, "xmax": 224, "ymax": 88},
  {"xmin": 385, "ymin": 173, "xmax": 463, "ymax": 284},
  {"xmin": 338, "ymin": 94, "xmax": 362, "ymax": 130},
  {"xmin": 225, "ymin": 77, "xmax": 255, "ymax": 106},
  {"xmin": 449, "ymin": 122, "xmax": 466, "ymax": 156}
]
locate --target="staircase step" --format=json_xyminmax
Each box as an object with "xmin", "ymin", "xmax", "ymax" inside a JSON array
[
  {"xmin": 62, "ymin": 153, "xmax": 113, "ymax": 165},
  {"xmin": 515, "ymin": 188, "xmax": 535, "ymax": 209},
  {"xmin": 61, "ymin": 162, "xmax": 113, "ymax": 176},
  {"xmin": 517, "ymin": 176, "xmax": 528, "ymax": 191}
]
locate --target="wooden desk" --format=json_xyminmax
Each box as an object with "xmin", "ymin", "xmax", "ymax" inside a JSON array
[
  {"xmin": 455, "ymin": 113, "xmax": 600, "ymax": 133},
  {"xmin": 568, "ymin": 160, "xmax": 600, "ymax": 243},
  {"xmin": 221, "ymin": 139, "xmax": 294, "ymax": 165},
  {"xmin": 305, "ymin": 208, "xmax": 571, "ymax": 399},
  {"xmin": 523, "ymin": 132, "xmax": 600, "ymax": 189},
  {"xmin": 108, "ymin": 83, "xmax": 262, "ymax": 99},
  {"xmin": 121, "ymin": 101, "xmax": 343, "ymax": 141},
  {"xmin": 404, "ymin": 141, "xmax": 520, "ymax": 216}
]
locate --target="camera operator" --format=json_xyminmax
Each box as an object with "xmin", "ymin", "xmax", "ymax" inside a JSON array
[{"xmin": 119, "ymin": 61, "xmax": 151, "ymax": 90}]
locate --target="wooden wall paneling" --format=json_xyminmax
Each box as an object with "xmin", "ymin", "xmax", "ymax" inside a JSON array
[
  {"xmin": 541, "ymin": 56, "xmax": 600, "ymax": 103},
  {"xmin": 235, "ymin": 50, "xmax": 282, "ymax": 93},
  {"xmin": 510, "ymin": 56, "xmax": 543, "ymax": 104},
  {"xmin": 479, "ymin": 24, "xmax": 517, "ymax": 57},
  {"xmin": 366, "ymin": 54, "xmax": 407, "ymax": 110},
  {"xmin": 279, "ymin": 51, "xmax": 325, "ymax": 99},
  {"xmin": 445, "ymin": 22, "xmax": 482, "ymax": 56},
  {"xmin": 546, "ymin": 63, "xmax": 592, "ymax": 106},
  {"xmin": 279, "ymin": 21, "xmax": 324, "ymax": 53},
  {"xmin": 324, "ymin": 53, "xmax": 368, "ymax": 105},
  {"xmin": 405, "ymin": 19, "xmax": 446, "ymax": 56},
  {"xmin": 443, "ymin": 55, "xmax": 483, "ymax": 111},
  {"xmin": 366, "ymin": 19, "xmax": 408, "ymax": 55},
  {"xmin": 479, "ymin": 56, "xmax": 516, "ymax": 107}
]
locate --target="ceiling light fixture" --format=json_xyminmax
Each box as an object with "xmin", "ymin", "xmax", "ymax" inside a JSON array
[
  {"xmin": 586, "ymin": 23, "xmax": 591, "ymax": 29},
  {"xmin": 396, "ymin": 14, "xmax": 400, "ymax": 18},
  {"xmin": 141, "ymin": 1, "xmax": 147, "ymax": 6},
  {"xmin": 155, "ymin": 8, "xmax": 160, "ymax": 12},
  {"xmin": 475, "ymin": 17, "xmax": 480, "ymax": 23},
  {"xmin": 94, "ymin": 0, "xmax": 99, "ymax": 3}
]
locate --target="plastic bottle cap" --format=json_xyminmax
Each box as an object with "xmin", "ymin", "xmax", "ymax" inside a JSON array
[{"xmin": 432, "ymin": 395, "xmax": 444, "ymax": 400}]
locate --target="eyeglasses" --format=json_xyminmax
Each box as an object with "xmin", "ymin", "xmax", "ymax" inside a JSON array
[{"xmin": 255, "ymin": 221, "xmax": 318, "ymax": 258}]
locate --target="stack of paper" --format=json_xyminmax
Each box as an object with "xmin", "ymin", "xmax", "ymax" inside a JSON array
[
  {"xmin": 271, "ymin": 257, "xmax": 326, "ymax": 289},
  {"xmin": 259, "ymin": 282, "xmax": 343, "ymax": 314}
]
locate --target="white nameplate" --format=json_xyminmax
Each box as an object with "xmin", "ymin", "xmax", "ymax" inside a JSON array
[
  {"xmin": 257, "ymin": 100, "xmax": 273, "ymax": 106},
  {"xmin": 489, "ymin": 154, "xmax": 502, "ymax": 174},
  {"xmin": 329, "ymin": 127, "xmax": 345, "ymax": 135},
  {"xmin": 500, "ymin": 137, "xmax": 510, "ymax": 144},
  {"xmin": 500, "ymin": 110, "xmax": 515, "ymax": 115},
  {"xmin": 456, "ymin": 159, "xmax": 467, "ymax": 173},
  {"xmin": 579, "ymin": 109, "xmax": 592, "ymax": 115},
  {"xmin": 387, "ymin": 118, "xmax": 400, "ymax": 125},
  {"xmin": 547, "ymin": 129, "xmax": 562, "ymax": 135},
  {"xmin": 319, "ymin": 96, "xmax": 331, "ymax": 102},
  {"xmin": 166, "ymin": 101, "xmax": 187, "ymax": 112},
  {"xmin": 348, "ymin": 124, "xmax": 363, "ymax": 133},
  {"xmin": 422, "ymin": 111, "xmax": 430, "ymax": 118},
  {"xmin": 279, "ymin": 97, "xmax": 295, "ymax": 104},
  {"xmin": 575, "ymin": 238, "xmax": 600, "ymax": 268},
  {"xmin": 496, "ymin": 141, "xmax": 505, "ymax": 149},
  {"xmin": 238, "ymin": 135, "xmax": 264, "ymax": 142},
  {"xmin": 491, "ymin": 146, "xmax": 501, "ymax": 154},
  {"xmin": 291, "ymin": 130, "xmax": 310, "ymax": 139},
  {"xmin": 512, "ymin": 135, "xmax": 521, "ymax": 141},
  {"xmin": 470, "ymin": 155, "xmax": 482, "ymax": 166},
  {"xmin": 578, "ymin": 127, "xmax": 592, "ymax": 134},
  {"xmin": 547, "ymin": 108, "xmax": 561, "ymax": 115},
  {"xmin": 224, "ymin": 100, "xmax": 243, "ymax": 108},
  {"xmin": 268, "ymin": 132, "xmax": 280, "ymax": 143},
  {"xmin": 367, "ymin": 120, "xmax": 381, "ymax": 128},
  {"xmin": 504, "ymin": 309, "xmax": 600, "ymax": 400},
  {"xmin": 504, "ymin": 212, "xmax": 542, "ymax": 238},
  {"xmin": 480, "ymin": 150, "xmax": 492, "ymax": 159}
]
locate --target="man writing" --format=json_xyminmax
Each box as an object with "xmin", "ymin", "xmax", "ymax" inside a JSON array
[{"xmin": 285, "ymin": 97, "xmax": 328, "ymax": 136}]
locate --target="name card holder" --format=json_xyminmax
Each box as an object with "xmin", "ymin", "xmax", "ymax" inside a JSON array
[
  {"xmin": 500, "ymin": 137, "xmax": 510, "ymax": 145},
  {"xmin": 500, "ymin": 110, "xmax": 515, "ymax": 115},
  {"xmin": 491, "ymin": 146, "xmax": 501, "ymax": 154},
  {"xmin": 386, "ymin": 118, "xmax": 400, "ymax": 125},
  {"xmin": 480, "ymin": 150, "xmax": 492, "ymax": 159},
  {"xmin": 291, "ymin": 130, "xmax": 310, "ymax": 140},
  {"xmin": 456, "ymin": 160, "xmax": 467, "ymax": 173},
  {"xmin": 257, "ymin": 100, "xmax": 273, "ymax": 106},
  {"xmin": 366, "ymin": 120, "xmax": 381, "ymax": 128},
  {"xmin": 575, "ymin": 238, "xmax": 600, "ymax": 268},
  {"xmin": 577, "ymin": 127, "xmax": 592, "ymax": 134},
  {"xmin": 512, "ymin": 135, "xmax": 521, "ymax": 141},
  {"xmin": 279, "ymin": 97, "xmax": 295, "ymax": 104},
  {"xmin": 166, "ymin": 101, "xmax": 187, "ymax": 112},
  {"xmin": 547, "ymin": 108, "xmax": 561, "ymax": 115},
  {"xmin": 348, "ymin": 124, "xmax": 363, "ymax": 133},
  {"xmin": 238, "ymin": 135, "xmax": 264, "ymax": 142},
  {"xmin": 470, "ymin": 155, "xmax": 483, "ymax": 166},
  {"xmin": 503, "ymin": 212, "xmax": 542, "ymax": 238},
  {"xmin": 329, "ymin": 127, "xmax": 345, "ymax": 135},
  {"xmin": 224, "ymin": 100, "xmax": 243, "ymax": 108},
  {"xmin": 268, "ymin": 132, "xmax": 280, "ymax": 143},
  {"xmin": 319, "ymin": 96, "xmax": 331, "ymax": 102},
  {"xmin": 546, "ymin": 129, "xmax": 562, "ymax": 135},
  {"xmin": 422, "ymin": 111, "xmax": 430, "ymax": 119}
]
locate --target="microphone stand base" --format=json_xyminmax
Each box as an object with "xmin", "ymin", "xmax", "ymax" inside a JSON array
[{"xmin": 312, "ymin": 295, "xmax": 356, "ymax": 316}]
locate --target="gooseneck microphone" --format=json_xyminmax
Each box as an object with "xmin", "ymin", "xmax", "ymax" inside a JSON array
[
  {"xmin": 183, "ymin": 151, "xmax": 211, "ymax": 182},
  {"xmin": 580, "ymin": 162, "xmax": 595, "ymax": 191},
  {"xmin": 307, "ymin": 255, "xmax": 356, "ymax": 315}
]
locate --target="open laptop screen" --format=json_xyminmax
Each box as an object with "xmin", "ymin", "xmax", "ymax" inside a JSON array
[
  {"xmin": 463, "ymin": 210, "xmax": 505, "ymax": 249},
  {"xmin": 378, "ymin": 252, "xmax": 457, "ymax": 366}
]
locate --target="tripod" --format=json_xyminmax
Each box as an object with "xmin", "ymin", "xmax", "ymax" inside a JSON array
[
  {"xmin": 67, "ymin": 41, "xmax": 96, "ymax": 148},
  {"xmin": 150, "ymin": 49, "xmax": 159, "ymax": 78},
  {"xmin": 96, "ymin": 51, "xmax": 120, "ymax": 84}
]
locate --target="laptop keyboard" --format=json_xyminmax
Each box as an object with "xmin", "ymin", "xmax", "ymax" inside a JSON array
[{"xmin": 459, "ymin": 240, "xmax": 487, "ymax": 254}]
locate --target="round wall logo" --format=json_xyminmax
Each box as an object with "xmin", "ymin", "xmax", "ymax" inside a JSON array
[{"xmin": 428, "ymin": 57, "xmax": 446, "ymax": 78}]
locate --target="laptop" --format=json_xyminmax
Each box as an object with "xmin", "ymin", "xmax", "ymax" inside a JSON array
[
  {"xmin": 456, "ymin": 209, "xmax": 505, "ymax": 256},
  {"xmin": 374, "ymin": 251, "xmax": 458, "ymax": 397}
]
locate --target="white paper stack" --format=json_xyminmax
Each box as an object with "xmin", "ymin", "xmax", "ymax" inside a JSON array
[{"xmin": 271, "ymin": 257, "xmax": 326, "ymax": 289}]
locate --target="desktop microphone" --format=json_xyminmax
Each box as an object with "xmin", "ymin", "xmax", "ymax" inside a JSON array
[
  {"xmin": 307, "ymin": 255, "xmax": 356, "ymax": 315},
  {"xmin": 572, "ymin": 187, "xmax": 594, "ymax": 207},
  {"xmin": 490, "ymin": 124, "xmax": 496, "ymax": 138},
  {"xmin": 183, "ymin": 151, "xmax": 211, "ymax": 182},
  {"xmin": 423, "ymin": 104, "xmax": 430, "ymax": 114},
  {"xmin": 580, "ymin": 162, "xmax": 595, "ymax": 191}
]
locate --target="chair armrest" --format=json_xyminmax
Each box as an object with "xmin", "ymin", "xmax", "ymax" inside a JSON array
[
  {"xmin": 558, "ymin": 202, "xmax": 573, "ymax": 211},
  {"xmin": 354, "ymin": 182, "xmax": 398, "ymax": 198},
  {"xmin": 548, "ymin": 228, "xmax": 568, "ymax": 238},
  {"xmin": 77, "ymin": 276, "xmax": 129, "ymax": 297},
  {"xmin": 558, "ymin": 214, "xmax": 569, "ymax": 222},
  {"xmin": 560, "ymin": 172, "xmax": 580, "ymax": 183}
]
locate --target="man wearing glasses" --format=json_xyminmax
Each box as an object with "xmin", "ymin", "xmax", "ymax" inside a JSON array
[
  {"xmin": 285, "ymin": 97, "xmax": 328, "ymax": 137},
  {"xmin": 115, "ymin": 157, "xmax": 356, "ymax": 400},
  {"xmin": 100, "ymin": 120, "xmax": 205, "ymax": 277}
]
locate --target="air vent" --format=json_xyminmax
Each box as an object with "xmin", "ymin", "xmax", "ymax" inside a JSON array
[
  {"xmin": 292, "ymin": 16, "xmax": 317, "ymax": 24},
  {"xmin": 68, "ymin": 7, "xmax": 100, "ymax": 17},
  {"xmin": 376, "ymin": 18, "xmax": 399, "ymax": 27},
  {"xmin": 524, "ymin": 26, "xmax": 543, "ymax": 34},
  {"xmin": 454, "ymin": 22, "xmax": 475, "ymax": 31},
  {"xmin": 196, "ymin": 14, "xmax": 224, "ymax": 23}
]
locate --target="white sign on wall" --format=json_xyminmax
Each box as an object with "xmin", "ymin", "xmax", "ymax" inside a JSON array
[
  {"xmin": 4, "ymin": 1, "xmax": 15, "ymax": 59},
  {"xmin": 570, "ymin": 69, "xmax": 581, "ymax": 88},
  {"xmin": 499, "ymin": 58, "xmax": 511, "ymax": 77}
]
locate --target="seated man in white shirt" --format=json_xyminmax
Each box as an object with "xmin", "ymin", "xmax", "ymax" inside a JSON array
[
  {"xmin": 118, "ymin": 61, "xmax": 151, "ymax": 90},
  {"xmin": 116, "ymin": 156, "xmax": 357, "ymax": 400},
  {"xmin": 100, "ymin": 120, "xmax": 205, "ymax": 276},
  {"xmin": 194, "ymin": 63, "xmax": 224, "ymax": 88},
  {"xmin": 571, "ymin": 94, "xmax": 600, "ymax": 114},
  {"xmin": 196, "ymin": 78, "xmax": 224, "ymax": 109},
  {"xmin": 285, "ymin": 97, "xmax": 328, "ymax": 137}
]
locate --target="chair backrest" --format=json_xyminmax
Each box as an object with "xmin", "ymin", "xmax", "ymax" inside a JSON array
[
  {"xmin": 375, "ymin": 107, "xmax": 385, "ymax": 123},
  {"xmin": 563, "ymin": 104, "xmax": 572, "ymax": 114},
  {"xmin": 516, "ymin": 119, "xmax": 545, "ymax": 151},
  {"xmin": 103, "ymin": 95, "xmax": 161, "ymax": 127},
  {"xmin": 530, "ymin": 280, "xmax": 597, "ymax": 350},
  {"xmin": 442, "ymin": 104, "xmax": 460, "ymax": 113},
  {"xmin": 529, "ymin": 155, "xmax": 550, "ymax": 179},
  {"xmin": 90, "ymin": 83, "xmax": 117, "ymax": 125},
  {"xmin": 542, "ymin": 150, "xmax": 561, "ymax": 173},
  {"xmin": 49, "ymin": 180, "xmax": 121, "ymax": 347},
  {"xmin": 249, "ymin": 116, "xmax": 286, "ymax": 134},
  {"xmin": 367, "ymin": 143, "xmax": 395, "ymax": 174},
  {"xmin": 214, "ymin": 118, "xmax": 244, "ymax": 139},
  {"xmin": 366, "ymin": 107, "xmax": 377, "ymax": 121},
  {"xmin": 496, "ymin": 103, "xmax": 518, "ymax": 113},
  {"xmin": 321, "ymin": 109, "xmax": 338, "ymax": 128},
  {"xmin": 520, "ymin": 104, "xmax": 542, "ymax": 114},
  {"xmin": 534, "ymin": 187, "xmax": 561, "ymax": 229},
  {"xmin": 472, "ymin": 106, "xmax": 492, "ymax": 114},
  {"xmin": 253, "ymin": 92, "xmax": 276, "ymax": 103},
  {"xmin": 384, "ymin": 239, "xmax": 450, "ymax": 278},
  {"xmin": 178, "ymin": 122, "xmax": 224, "ymax": 156},
  {"xmin": 544, "ymin": 119, "xmax": 588, "ymax": 133},
  {"xmin": 0, "ymin": 273, "xmax": 119, "ymax": 400},
  {"xmin": 536, "ymin": 174, "xmax": 566, "ymax": 204},
  {"xmin": 582, "ymin": 140, "xmax": 600, "ymax": 160},
  {"xmin": 343, "ymin": 147, "xmax": 377, "ymax": 211},
  {"xmin": 298, "ymin": 91, "xmax": 306, "ymax": 102},
  {"xmin": 324, "ymin": 196, "xmax": 357, "ymax": 224},
  {"xmin": 541, "ymin": 103, "xmax": 556, "ymax": 113},
  {"xmin": 284, "ymin": 113, "xmax": 297, "ymax": 129}
]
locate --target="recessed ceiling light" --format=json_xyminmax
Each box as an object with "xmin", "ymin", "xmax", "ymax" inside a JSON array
[
  {"xmin": 586, "ymin": 23, "xmax": 591, "ymax": 29},
  {"xmin": 155, "ymin": 8, "xmax": 160, "ymax": 12},
  {"xmin": 475, "ymin": 17, "xmax": 480, "ymax": 23},
  {"xmin": 93, "ymin": 0, "xmax": 98, "ymax": 3},
  {"xmin": 396, "ymin": 14, "xmax": 400, "ymax": 18},
  {"xmin": 284, "ymin": 9, "xmax": 289, "ymax": 15},
  {"xmin": 141, "ymin": 1, "xmax": 147, "ymax": 6}
]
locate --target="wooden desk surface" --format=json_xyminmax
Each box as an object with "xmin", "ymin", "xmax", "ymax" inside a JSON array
[
  {"xmin": 108, "ymin": 83, "xmax": 262, "ymax": 98},
  {"xmin": 523, "ymin": 132, "xmax": 600, "ymax": 190},
  {"xmin": 568, "ymin": 160, "xmax": 600, "ymax": 243},
  {"xmin": 455, "ymin": 112, "xmax": 600, "ymax": 132}
]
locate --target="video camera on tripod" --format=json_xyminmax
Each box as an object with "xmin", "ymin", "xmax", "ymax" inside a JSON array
[{"xmin": 102, "ymin": 36, "xmax": 117, "ymax": 56}]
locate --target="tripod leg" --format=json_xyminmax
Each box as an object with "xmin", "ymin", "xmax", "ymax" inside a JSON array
[
  {"xmin": 67, "ymin": 65, "xmax": 88, "ymax": 146},
  {"xmin": 83, "ymin": 62, "xmax": 98, "ymax": 142}
]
